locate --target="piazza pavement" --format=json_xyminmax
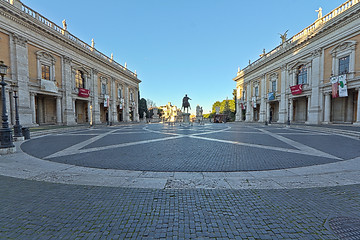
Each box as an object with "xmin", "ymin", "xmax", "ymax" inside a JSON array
[{"xmin": 0, "ymin": 122, "xmax": 360, "ymax": 239}]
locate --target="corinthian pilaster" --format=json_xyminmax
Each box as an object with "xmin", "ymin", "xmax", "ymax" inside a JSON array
[
  {"xmin": 92, "ymin": 68, "xmax": 101, "ymax": 124},
  {"xmin": 11, "ymin": 33, "xmax": 33, "ymax": 126},
  {"xmin": 62, "ymin": 55, "xmax": 76, "ymax": 125}
]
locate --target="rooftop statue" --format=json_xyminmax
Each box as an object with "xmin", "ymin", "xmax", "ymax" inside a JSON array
[
  {"xmin": 279, "ymin": 30, "xmax": 288, "ymax": 44},
  {"xmin": 62, "ymin": 19, "xmax": 67, "ymax": 31},
  {"xmin": 316, "ymin": 7, "xmax": 323, "ymax": 19},
  {"xmin": 91, "ymin": 38, "xmax": 95, "ymax": 49}
]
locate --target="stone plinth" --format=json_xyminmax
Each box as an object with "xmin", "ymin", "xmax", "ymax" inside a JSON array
[{"xmin": 182, "ymin": 113, "xmax": 190, "ymax": 123}]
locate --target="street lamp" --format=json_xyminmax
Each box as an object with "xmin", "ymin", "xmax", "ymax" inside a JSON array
[
  {"xmin": 13, "ymin": 91, "xmax": 23, "ymax": 138},
  {"xmin": 287, "ymin": 100, "xmax": 291, "ymax": 126},
  {"xmin": 89, "ymin": 105, "xmax": 93, "ymax": 127},
  {"xmin": 0, "ymin": 61, "xmax": 14, "ymax": 149}
]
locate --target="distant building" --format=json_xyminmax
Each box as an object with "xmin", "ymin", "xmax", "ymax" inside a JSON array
[
  {"xmin": 234, "ymin": 0, "xmax": 360, "ymax": 125},
  {"xmin": 158, "ymin": 102, "xmax": 181, "ymax": 122},
  {"xmin": 0, "ymin": 0, "xmax": 140, "ymax": 126}
]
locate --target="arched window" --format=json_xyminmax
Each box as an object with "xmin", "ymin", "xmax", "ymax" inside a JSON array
[{"xmin": 297, "ymin": 65, "xmax": 307, "ymax": 84}]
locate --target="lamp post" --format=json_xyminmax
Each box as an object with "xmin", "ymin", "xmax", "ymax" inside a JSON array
[
  {"xmin": 287, "ymin": 99, "xmax": 291, "ymax": 126},
  {"xmin": 13, "ymin": 91, "xmax": 23, "ymax": 138},
  {"xmin": 0, "ymin": 61, "xmax": 14, "ymax": 148},
  {"xmin": 89, "ymin": 105, "xmax": 93, "ymax": 127}
]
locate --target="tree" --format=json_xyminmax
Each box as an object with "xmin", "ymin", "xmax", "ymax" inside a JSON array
[
  {"xmin": 210, "ymin": 98, "xmax": 236, "ymax": 122},
  {"xmin": 138, "ymin": 98, "xmax": 148, "ymax": 118},
  {"xmin": 147, "ymin": 99, "xmax": 156, "ymax": 109},
  {"xmin": 212, "ymin": 101, "xmax": 221, "ymax": 114}
]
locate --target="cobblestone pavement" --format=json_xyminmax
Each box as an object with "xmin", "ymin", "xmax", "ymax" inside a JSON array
[
  {"xmin": 1, "ymin": 175, "xmax": 359, "ymax": 239},
  {"xmin": 20, "ymin": 123, "xmax": 360, "ymax": 172},
  {"xmin": 1, "ymin": 122, "xmax": 360, "ymax": 239}
]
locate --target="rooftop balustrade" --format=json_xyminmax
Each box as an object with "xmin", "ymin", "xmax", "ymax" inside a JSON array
[
  {"xmin": 242, "ymin": 0, "xmax": 359, "ymax": 73},
  {"xmin": 1, "ymin": 0, "xmax": 138, "ymax": 78}
]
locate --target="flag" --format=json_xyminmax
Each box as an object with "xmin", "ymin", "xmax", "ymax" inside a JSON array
[
  {"xmin": 338, "ymin": 74, "xmax": 348, "ymax": 97},
  {"xmin": 252, "ymin": 97, "xmax": 256, "ymax": 108},
  {"xmin": 268, "ymin": 92, "xmax": 275, "ymax": 100},
  {"xmin": 331, "ymin": 76, "xmax": 338, "ymax": 98},
  {"xmin": 104, "ymin": 95, "xmax": 109, "ymax": 107},
  {"xmin": 290, "ymin": 84, "xmax": 302, "ymax": 95}
]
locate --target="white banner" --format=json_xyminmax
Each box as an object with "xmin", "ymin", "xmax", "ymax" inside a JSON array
[
  {"xmin": 41, "ymin": 79, "xmax": 58, "ymax": 93},
  {"xmin": 104, "ymin": 95, "xmax": 109, "ymax": 107},
  {"xmin": 338, "ymin": 74, "xmax": 348, "ymax": 97},
  {"xmin": 252, "ymin": 97, "xmax": 256, "ymax": 108}
]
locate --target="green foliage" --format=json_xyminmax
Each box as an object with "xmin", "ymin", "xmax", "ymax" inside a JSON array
[
  {"xmin": 211, "ymin": 99, "xmax": 236, "ymax": 121},
  {"xmin": 138, "ymin": 98, "xmax": 148, "ymax": 118}
]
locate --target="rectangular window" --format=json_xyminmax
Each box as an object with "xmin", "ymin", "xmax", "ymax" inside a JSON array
[
  {"xmin": 242, "ymin": 90, "xmax": 246, "ymax": 100},
  {"xmin": 75, "ymin": 70, "xmax": 85, "ymax": 88},
  {"xmin": 101, "ymin": 83, "xmax": 106, "ymax": 95},
  {"xmin": 339, "ymin": 56, "xmax": 350, "ymax": 74},
  {"xmin": 41, "ymin": 65, "xmax": 50, "ymax": 80},
  {"xmin": 297, "ymin": 65, "xmax": 307, "ymax": 84},
  {"xmin": 271, "ymin": 81, "xmax": 276, "ymax": 92},
  {"xmin": 254, "ymin": 86, "xmax": 259, "ymax": 97}
]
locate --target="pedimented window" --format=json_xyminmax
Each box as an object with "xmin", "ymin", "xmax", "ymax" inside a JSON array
[
  {"xmin": 36, "ymin": 51, "xmax": 56, "ymax": 81},
  {"xmin": 331, "ymin": 40, "xmax": 356, "ymax": 77}
]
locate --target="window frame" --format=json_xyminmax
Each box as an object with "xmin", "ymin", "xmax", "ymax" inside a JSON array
[
  {"xmin": 331, "ymin": 40, "xmax": 356, "ymax": 77},
  {"xmin": 41, "ymin": 64, "xmax": 51, "ymax": 80},
  {"xmin": 338, "ymin": 55, "xmax": 350, "ymax": 75},
  {"xmin": 297, "ymin": 65, "xmax": 307, "ymax": 85},
  {"xmin": 36, "ymin": 51, "xmax": 56, "ymax": 82},
  {"xmin": 75, "ymin": 70, "xmax": 85, "ymax": 89}
]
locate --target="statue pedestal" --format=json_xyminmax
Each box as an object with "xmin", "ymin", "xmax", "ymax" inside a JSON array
[{"xmin": 182, "ymin": 113, "xmax": 190, "ymax": 123}]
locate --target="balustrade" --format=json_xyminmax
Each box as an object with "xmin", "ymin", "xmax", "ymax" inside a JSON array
[
  {"xmin": 1, "ymin": 0, "xmax": 138, "ymax": 78},
  {"xmin": 243, "ymin": 0, "xmax": 358, "ymax": 72}
]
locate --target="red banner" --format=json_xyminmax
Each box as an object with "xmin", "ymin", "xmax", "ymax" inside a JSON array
[
  {"xmin": 78, "ymin": 88, "xmax": 90, "ymax": 98},
  {"xmin": 332, "ymin": 83, "xmax": 338, "ymax": 98},
  {"xmin": 290, "ymin": 84, "xmax": 302, "ymax": 95}
]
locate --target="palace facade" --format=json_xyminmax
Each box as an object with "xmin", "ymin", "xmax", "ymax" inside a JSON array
[
  {"xmin": 0, "ymin": 0, "xmax": 140, "ymax": 127},
  {"xmin": 234, "ymin": 0, "xmax": 360, "ymax": 125}
]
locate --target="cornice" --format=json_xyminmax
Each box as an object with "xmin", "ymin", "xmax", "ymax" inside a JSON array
[
  {"xmin": 0, "ymin": 3, "xmax": 141, "ymax": 83},
  {"xmin": 242, "ymin": 3, "xmax": 360, "ymax": 76}
]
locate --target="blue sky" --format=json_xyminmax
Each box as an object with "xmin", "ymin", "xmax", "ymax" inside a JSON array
[{"xmin": 22, "ymin": 0, "xmax": 344, "ymax": 114}]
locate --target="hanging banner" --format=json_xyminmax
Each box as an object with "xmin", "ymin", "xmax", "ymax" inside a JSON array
[
  {"xmin": 268, "ymin": 92, "xmax": 275, "ymax": 100},
  {"xmin": 252, "ymin": 97, "xmax": 256, "ymax": 108},
  {"xmin": 104, "ymin": 95, "xmax": 109, "ymax": 107},
  {"xmin": 338, "ymin": 74, "xmax": 348, "ymax": 97},
  {"xmin": 290, "ymin": 84, "xmax": 302, "ymax": 95},
  {"xmin": 241, "ymin": 103, "xmax": 245, "ymax": 110},
  {"xmin": 41, "ymin": 79, "xmax": 58, "ymax": 93},
  {"xmin": 78, "ymin": 88, "xmax": 90, "ymax": 98},
  {"xmin": 331, "ymin": 76, "xmax": 339, "ymax": 98}
]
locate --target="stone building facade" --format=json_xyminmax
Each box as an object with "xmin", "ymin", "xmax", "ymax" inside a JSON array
[
  {"xmin": 0, "ymin": 0, "xmax": 140, "ymax": 127},
  {"xmin": 234, "ymin": 0, "xmax": 360, "ymax": 125}
]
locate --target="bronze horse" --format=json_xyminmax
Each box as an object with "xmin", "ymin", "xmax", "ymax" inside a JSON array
[{"xmin": 182, "ymin": 94, "xmax": 191, "ymax": 113}]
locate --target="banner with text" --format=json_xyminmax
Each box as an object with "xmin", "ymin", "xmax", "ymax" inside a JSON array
[
  {"xmin": 290, "ymin": 84, "xmax": 302, "ymax": 95},
  {"xmin": 78, "ymin": 88, "xmax": 90, "ymax": 98}
]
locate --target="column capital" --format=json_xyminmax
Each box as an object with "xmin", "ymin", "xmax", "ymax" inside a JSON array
[
  {"xmin": 63, "ymin": 55, "xmax": 72, "ymax": 64},
  {"xmin": 12, "ymin": 33, "xmax": 27, "ymax": 47},
  {"xmin": 92, "ymin": 68, "xmax": 99, "ymax": 75},
  {"xmin": 311, "ymin": 48, "xmax": 322, "ymax": 58}
]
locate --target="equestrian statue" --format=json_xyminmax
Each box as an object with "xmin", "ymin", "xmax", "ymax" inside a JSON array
[{"xmin": 182, "ymin": 94, "xmax": 191, "ymax": 113}]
